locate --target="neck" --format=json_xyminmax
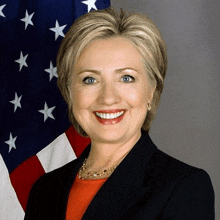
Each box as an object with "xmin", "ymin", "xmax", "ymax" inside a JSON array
[{"xmin": 85, "ymin": 130, "xmax": 141, "ymax": 172}]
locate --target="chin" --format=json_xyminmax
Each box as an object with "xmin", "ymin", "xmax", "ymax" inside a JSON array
[{"xmin": 91, "ymin": 130, "xmax": 126, "ymax": 144}]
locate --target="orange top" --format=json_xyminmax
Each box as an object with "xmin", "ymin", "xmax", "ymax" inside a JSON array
[{"xmin": 66, "ymin": 174, "xmax": 107, "ymax": 220}]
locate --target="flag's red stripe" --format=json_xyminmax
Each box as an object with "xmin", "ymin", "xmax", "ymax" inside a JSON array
[
  {"xmin": 9, "ymin": 126, "xmax": 89, "ymax": 212},
  {"xmin": 65, "ymin": 126, "xmax": 90, "ymax": 157},
  {"xmin": 10, "ymin": 155, "xmax": 45, "ymax": 211}
]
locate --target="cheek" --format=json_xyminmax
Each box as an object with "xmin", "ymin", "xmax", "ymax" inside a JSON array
[
  {"xmin": 124, "ymin": 86, "xmax": 147, "ymax": 107},
  {"xmin": 72, "ymin": 89, "xmax": 94, "ymax": 110}
]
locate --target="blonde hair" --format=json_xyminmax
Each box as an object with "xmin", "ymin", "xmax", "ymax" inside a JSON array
[{"xmin": 57, "ymin": 7, "xmax": 167, "ymax": 137}]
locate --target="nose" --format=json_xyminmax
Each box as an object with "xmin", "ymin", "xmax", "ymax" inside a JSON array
[{"xmin": 98, "ymin": 81, "xmax": 121, "ymax": 106}]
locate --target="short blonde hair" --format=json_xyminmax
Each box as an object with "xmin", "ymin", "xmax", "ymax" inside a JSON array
[{"xmin": 57, "ymin": 7, "xmax": 167, "ymax": 137}]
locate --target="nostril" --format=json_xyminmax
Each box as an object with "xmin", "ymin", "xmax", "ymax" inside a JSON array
[{"xmin": 98, "ymin": 86, "xmax": 120, "ymax": 105}]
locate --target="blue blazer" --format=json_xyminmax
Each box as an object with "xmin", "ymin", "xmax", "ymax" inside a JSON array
[{"xmin": 24, "ymin": 130, "xmax": 215, "ymax": 219}]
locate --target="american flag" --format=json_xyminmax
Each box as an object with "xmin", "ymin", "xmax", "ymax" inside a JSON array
[{"xmin": 0, "ymin": 0, "xmax": 110, "ymax": 219}]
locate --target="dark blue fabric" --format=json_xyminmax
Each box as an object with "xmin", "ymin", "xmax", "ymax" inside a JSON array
[{"xmin": 24, "ymin": 130, "xmax": 215, "ymax": 219}]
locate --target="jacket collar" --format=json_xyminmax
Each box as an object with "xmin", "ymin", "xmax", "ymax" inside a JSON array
[{"xmin": 57, "ymin": 129, "xmax": 158, "ymax": 219}]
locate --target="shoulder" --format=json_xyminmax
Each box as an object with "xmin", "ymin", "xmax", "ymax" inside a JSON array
[
  {"xmin": 144, "ymin": 148, "xmax": 214, "ymax": 201},
  {"xmin": 35, "ymin": 158, "xmax": 78, "ymax": 187},
  {"xmin": 131, "ymin": 149, "xmax": 215, "ymax": 219},
  {"xmin": 27, "ymin": 158, "xmax": 79, "ymax": 200},
  {"xmin": 145, "ymin": 149, "xmax": 214, "ymax": 219},
  {"xmin": 26, "ymin": 145, "xmax": 90, "ymax": 206},
  {"xmin": 25, "ymin": 159, "xmax": 79, "ymax": 218},
  {"xmin": 147, "ymin": 148, "xmax": 212, "ymax": 182},
  {"xmin": 140, "ymin": 131, "xmax": 212, "ymax": 184}
]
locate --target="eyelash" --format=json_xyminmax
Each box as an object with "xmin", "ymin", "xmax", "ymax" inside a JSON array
[
  {"xmin": 82, "ymin": 77, "xmax": 97, "ymax": 84},
  {"xmin": 82, "ymin": 75, "xmax": 135, "ymax": 84},
  {"xmin": 121, "ymin": 75, "xmax": 135, "ymax": 82}
]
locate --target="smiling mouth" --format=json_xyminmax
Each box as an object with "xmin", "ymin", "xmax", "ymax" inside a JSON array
[{"xmin": 95, "ymin": 111, "xmax": 125, "ymax": 119}]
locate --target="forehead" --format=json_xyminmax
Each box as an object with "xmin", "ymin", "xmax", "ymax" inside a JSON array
[{"xmin": 74, "ymin": 37, "xmax": 145, "ymax": 71}]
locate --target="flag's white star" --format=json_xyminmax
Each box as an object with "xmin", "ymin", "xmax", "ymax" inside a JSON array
[
  {"xmin": 50, "ymin": 20, "xmax": 67, "ymax": 40},
  {"xmin": 82, "ymin": 0, "xmax": 97, "ymax": 12},
  {"xmin": 44, "ymin": 61, "xmax": 58, "ymax": 81},
  {"xmin": 20, "ymin": 10, "xmax": 34, "ymax": 30},
  {"xmin": 38, "ymin": 102, "xmax": 56, "ymax": 122},
  {"xmin": 10, "ymin": 92, "xmax": 22, "ymax": 112},
  {"xmin": 15, "ymin": 51, "xmax": 28, "ymax": 71},
  {"xmin": 0, "ymin": 4, "xmax": 6, "ymax": 18},
  {"xmin": 5, "ymin": 133, "xmax": 17, "ymax": 153}
]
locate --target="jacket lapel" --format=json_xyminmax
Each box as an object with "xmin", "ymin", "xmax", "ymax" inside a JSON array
[
  {"xmin": 81, "ymin": 130, "xmax": 158, "ymax": 220},
  {"xmin": 52, "ymin": 144, "xmax": 91, "ymax": 219}
]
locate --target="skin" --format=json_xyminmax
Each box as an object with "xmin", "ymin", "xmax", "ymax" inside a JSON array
[{"xmin": 71, "ymin": 36, "xmax": 156, "ymax": 173}]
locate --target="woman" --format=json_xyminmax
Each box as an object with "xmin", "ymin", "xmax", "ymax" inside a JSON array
[{"xmin": 24, "ymin": 7, "xmax": 214, "ymax": 219}]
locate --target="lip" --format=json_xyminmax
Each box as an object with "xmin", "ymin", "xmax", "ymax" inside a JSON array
[
  {"xmin": 94, "ymin": 110, "xmax": 126, "ymax": 125},
  {"xmin": 94, "ymin": 109, "xmax": 125, "ymax": 113}
]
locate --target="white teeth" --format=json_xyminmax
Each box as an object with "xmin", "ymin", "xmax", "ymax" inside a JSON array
[{"xmin": 95, "ymin": 111, "xmax": 124, "ymax": 119}]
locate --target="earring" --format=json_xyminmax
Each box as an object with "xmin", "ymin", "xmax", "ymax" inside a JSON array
[{"xmin": 147, "ymin": 103, "xmax": 151, "ymax": 111}]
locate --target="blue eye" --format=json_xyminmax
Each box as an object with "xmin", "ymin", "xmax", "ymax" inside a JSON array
[
  {"xmin": 83, "ymin": 77, "xmax": 96, "ymax": 84},
  {"xmin": 122, "ymin": 75, "xmax": 135, "ymax": 83}
]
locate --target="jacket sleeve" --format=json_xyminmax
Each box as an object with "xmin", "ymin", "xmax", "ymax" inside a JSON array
[{"xmin": 159, "ymin": 169, "xmax": 215, "ymax": 220}]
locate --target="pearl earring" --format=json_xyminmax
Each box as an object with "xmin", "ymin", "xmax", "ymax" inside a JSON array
[{"xmin": 147, "ymin": 103, "xmax": 151, "ymax": 111}]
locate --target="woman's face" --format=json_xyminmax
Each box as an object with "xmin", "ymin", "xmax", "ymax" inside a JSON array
[{"xmin": 71, "ymin": 37, "xmax": 155, "ymax": 144}]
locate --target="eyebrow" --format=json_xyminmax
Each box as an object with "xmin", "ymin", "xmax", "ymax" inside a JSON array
[{"xmin": 77, "ymin": 67, "xmax": 138, "ymax": 75}]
